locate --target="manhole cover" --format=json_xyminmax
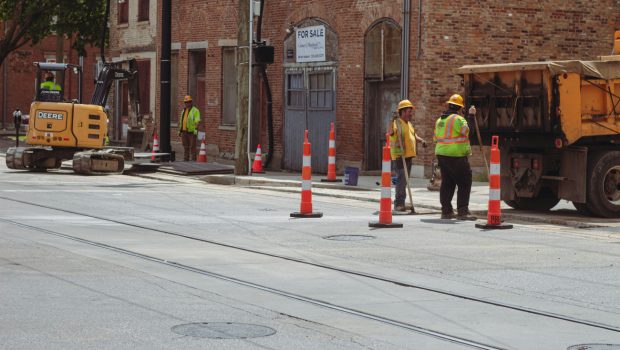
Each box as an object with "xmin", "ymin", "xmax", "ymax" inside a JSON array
[
  {"xmin": 568, "ymin": 344, "xmax": 620, "ymax": 350},
  {"xmin": 324, "ymin": 234, "xmax": 376, "ymax": 241},
  {"xmin": 172, "ymin": 322, "xmax": 276, "ymax": 339}
]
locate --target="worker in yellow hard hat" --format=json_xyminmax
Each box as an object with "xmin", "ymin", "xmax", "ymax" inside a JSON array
[
  {"xmin": 433, "ymin": 93, "xmax": 477, "ymax": 220},
  {"xmin": 387, "ymin": 99, "xmax": 427, "ymax": 212},
  {"xmin": 179, "ymin": 95, "xmax": 201, "ymax": 161}
]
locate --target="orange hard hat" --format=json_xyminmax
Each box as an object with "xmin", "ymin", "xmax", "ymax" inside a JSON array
[{"xmin": 183, "ymin": 95, "xmax": 192, "ymax": 102}]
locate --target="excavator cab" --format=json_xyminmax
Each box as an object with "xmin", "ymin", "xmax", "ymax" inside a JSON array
[{"xmin": 34, "ymin": 62, "xmax": 82, "ymax": 103}]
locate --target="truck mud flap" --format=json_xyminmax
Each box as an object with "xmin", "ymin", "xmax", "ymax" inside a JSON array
[{"xmin": 558, "ymin": 147, "xmax": 587, "ymax": 203}]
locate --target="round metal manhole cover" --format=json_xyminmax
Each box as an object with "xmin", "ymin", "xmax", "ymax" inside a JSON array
[
  {"xmin": 323, "ymin": 234, "xmax": 376, "ymax": 241},
  {"xmin": 568, "ymin": 344, "xmax": 620, "ymax": 350},
  {"xmin": 171, "ymin": 322, "xmax": 276, "ymax": 339}
]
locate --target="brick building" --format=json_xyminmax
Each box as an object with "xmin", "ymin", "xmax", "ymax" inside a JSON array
[
  {"xmin": 0, "ymin": 34, "xmax": 99, "ymax": 132},
  {"xmin": 113, "ymin": 0, "xmax": 619, "ymax": 176}
]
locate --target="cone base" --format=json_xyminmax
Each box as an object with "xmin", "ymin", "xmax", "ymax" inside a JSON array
[
  {"xmin": 320, "ymin": 178, "xmax": 341, "ymax": 182},
  {"xmin": 475, "ymin": 223, "xmax": 513, "ymax": 230},
  {"xmin": 368, "ymin": 221, "xmax": 403, "ymax": 228},
  {"xmin": 290, "ymin": 212, "xmax": 323, "ymax": 218}
]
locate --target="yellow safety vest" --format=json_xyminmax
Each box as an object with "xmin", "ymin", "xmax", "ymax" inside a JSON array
[
  {"xmin": 434, "ymin": 114, "xmax": 471, "ymax": 157},
  {"xmin": 389, "ymin": 118, "xmax": 417, "ymax": 160},
  {"xmin": 180, "ymin": 106, "xmax": 201, "ymax": 134}
]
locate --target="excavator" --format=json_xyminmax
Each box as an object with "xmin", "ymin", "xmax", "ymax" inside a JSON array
[{"xmin": 6, "ymin": 59, "xmax": 144, "ymax": 175}]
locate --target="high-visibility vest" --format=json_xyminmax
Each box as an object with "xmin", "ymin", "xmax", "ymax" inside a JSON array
[
  {"xmin": 40, "ymin": 81, "xmax": 61, "ymax": 91},
  {"xmin": 389, "ymin": 118, "xmax": 417, "ymax": 160},
  {"xmin": 434, "ymin": 114, "xmax": 471, "ymax": 157},
  {"xmin": 180, "ymin": 106, "xmax": 201, "ymax": 134}
]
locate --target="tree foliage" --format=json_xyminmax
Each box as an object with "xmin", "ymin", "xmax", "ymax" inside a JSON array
[{"xmin": 0, "ymin": 0, "xmax": 107, "ymax": 67}]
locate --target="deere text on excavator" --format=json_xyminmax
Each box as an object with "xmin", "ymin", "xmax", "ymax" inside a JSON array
[{"xmin": 6, "ymin": 59, "xmax": 144, "ymax": 175}]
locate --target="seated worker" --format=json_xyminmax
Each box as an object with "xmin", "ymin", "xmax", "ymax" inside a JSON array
[{"xmin": 40, "ymin": 72, "xmax": 62, "ymax": 91}]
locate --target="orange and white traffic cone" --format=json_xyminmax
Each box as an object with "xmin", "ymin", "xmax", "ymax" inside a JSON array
[
  {"xmin": 369, "ymin": 133, "xmax": 403, "ymax": 228},
  {"xmin": 197, "ymin": 139, "xmax": 207, "ymax": 163},
  {"xmin": 291, "ymin": 130, "xmax": 322, "ymax": 218},
  {"xmin": 321, "ymin": 121, "xmax": 340, "ymax": 182},
  {"xmin": 476, "ymin": 135, "xmax": 513, "ymax": 230},
  {"xmin": 251, "ymin": 144, "xmax": 265, "ymax": 174},
  {"xmin": 151, "ymin": 132, "xmax": 159, "ymax": 162}
]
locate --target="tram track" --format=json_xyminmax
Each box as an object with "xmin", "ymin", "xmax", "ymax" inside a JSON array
[{"xmin": 1, "ymin": 195, "xmax": 619, "ymax": 345}]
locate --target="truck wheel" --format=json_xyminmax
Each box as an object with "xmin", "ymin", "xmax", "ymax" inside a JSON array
[
  {"xmin": 585, "ymin": 151, "xmax": 620, "ymax": 218},
  {"xmin": 503, "ymin": 188, "xmax": 560, "ymax": 211}
]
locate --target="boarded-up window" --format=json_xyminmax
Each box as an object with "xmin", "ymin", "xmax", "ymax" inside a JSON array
[
  {"xmin": 138, "ymin": 0, "xmax": 149, "ymax": 21},
  {"xmin": 188, "ymin": 50, "xmax": 206, "ymax": 128},
  {"xmin": 170, "ymin": 52, "xmax": 179, "ymax": 123},
  {"xmin": 365, "ymin": 20, "xmax": 401, "ymax": 80},
  {"xmin": 120, "ymin": 81, "xmax": 129, "ymax": 117},
  {"xmin": 137, "ymin": 59, "xmax": 150, "ymax": 116},
  {"xmin": 286, "ymin": 72, "xmax": 304, "ymax": 109},
  {"xmin": 308, "ymin": 71, "xmax": 333, "ymax": 110},
  {"xmin": 222, "ymin": 47, "xmax": 238, "ymax": 125},
  {"xmin": 118, "ymin": 0, "xmax": 128, "ymax": 24}
]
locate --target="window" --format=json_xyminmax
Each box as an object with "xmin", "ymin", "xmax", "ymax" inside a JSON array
[
  {"xmin": 308, "ymin": 71, "xmax": 333, "ymax": 110},
  {"xmin": 286, "ymin": 72, "xmax": 304, "ymax": 109},
  {"xmin": 222, "ymin": 47, "xmax": 238, "ymax": 125},
  {"xmin": 170, "ymin": 52, "xmax": 179, "ymax": 124},
  {"xmin": 188, "ymin": 50, "xmax": 206, "ymax": 128},
  {"xmin": 364, "ymin": 20, "xmax": 401, "ymax": 80},
  {"xmin": 118, "ymin": 0, "xmax": 128, "ymax": 24},
  {"xmin": 138, "ymin": 0, "xmax": 149, "ymax": 21},
  {"xmin": 137, "ymin": 59, "xmax": 150, "ymax": 116}
]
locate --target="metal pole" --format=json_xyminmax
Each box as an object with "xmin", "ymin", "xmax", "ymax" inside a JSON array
[
  {"xmin": 401, "ymin": 0, "xmax": 410, "ymax": 99},
  {"xmin": 160, "ymin": 0, "xmax": 172, "ymax": 157},
  {"xmin": 247, "ymin": 0, "xmax": 253, "ymax": 174}
]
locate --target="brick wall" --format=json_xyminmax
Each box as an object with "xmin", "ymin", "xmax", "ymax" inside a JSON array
[{"xmin": 148, "ymin": 0, "xmax": 619, "ymax": 173}]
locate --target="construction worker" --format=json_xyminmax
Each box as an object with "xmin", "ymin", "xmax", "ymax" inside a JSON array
[
  {"xmin": 387, "ymin": 99, "xmax": 427, "ymax": 212},
  {"xmin": 179, "ymin": 95, "xmax": 201, "ymax": 161},
  {"xmin": 434, "ymin": 94, "xmax": 477, "ymax": 220},
  {"xmin": 40, "ymin": 72, "xmax": 62, "ymax": 91}
]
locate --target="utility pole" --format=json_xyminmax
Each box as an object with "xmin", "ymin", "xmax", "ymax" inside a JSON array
[
  {"xmin": 160, "ymin": 0, "xmax": 172, "ymax": 158},
  {"xmin": 235, "ymin": 0, "xmax": 250, "ymax": 175}
]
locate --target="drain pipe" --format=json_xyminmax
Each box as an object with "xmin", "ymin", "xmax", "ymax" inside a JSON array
[
  {"xmin": 400, "ymin": 0, "xmax": 410, "ymax": 99},
  {"xmin": 416, "ymin": 0, "xmax": 422, "ymax": 59}
]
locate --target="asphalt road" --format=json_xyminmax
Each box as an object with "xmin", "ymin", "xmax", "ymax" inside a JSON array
[{"xmin": 1, "ymin": 160, "xmax": 619, "ymax": 349}]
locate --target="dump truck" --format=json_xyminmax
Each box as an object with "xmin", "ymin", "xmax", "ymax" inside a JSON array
[
  {"xmin": 456, "ymin": 31, "xmax": 620, "ymax": 217},
  {"xmin": 6, "ymin": 59, "xmax": 145, "ymax": 175}
]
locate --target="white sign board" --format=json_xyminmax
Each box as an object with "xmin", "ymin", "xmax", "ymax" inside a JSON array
[{"xmin": 296, "ymin": 25, "xmax": 326, "ymax": 63}]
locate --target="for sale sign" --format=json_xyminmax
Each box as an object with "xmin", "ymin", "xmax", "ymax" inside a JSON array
[{"xmin": 296, "ymin": 25, "xmax": 326, "ymax": 63}]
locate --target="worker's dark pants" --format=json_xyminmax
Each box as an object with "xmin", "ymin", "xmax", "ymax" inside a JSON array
[
  {"xmin": 437, "ymin": 155, "xmax": 472, "ymax": 215},
  {"xmin": 393, "ymin": 157, "xmax": 413, "ymax": 208},
  {"xmin": 181, "ymin": 132, "xmax": 197, "ymax": 161}
]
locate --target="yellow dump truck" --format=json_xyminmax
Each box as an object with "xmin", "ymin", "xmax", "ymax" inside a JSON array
[{"xmin": 456, "ymin": 31, "xmax": 620, "ymax": 217}]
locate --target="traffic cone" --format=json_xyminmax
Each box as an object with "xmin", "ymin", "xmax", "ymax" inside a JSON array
[
  {"xmin": 321, "ymin": 122, "xmax": 340, "ymax": 182},
  {"xmin": 251, "ymin": 144, "xmax": 264, "ymax": 174},
  {"xmin": 476, "ymin": 135, "xmax": 513, "ymax": 230},
  {"xmin": 151, "ymin": 132, "xmax": 159, "ymax": 162},
  {"xmin": 197, "ymin": 139, "xmax": 207, "ymax": 163},
  {"xmin": 369, "ymin": 133, "xmax": 403, "ymax": 228},
  {"xmin": 291, "ymin": 130, "xmax": 323, "ymax": 218}
]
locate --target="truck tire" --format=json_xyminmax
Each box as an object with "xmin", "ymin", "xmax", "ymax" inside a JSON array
[
  {"xmin": 585, "ymin": 151, "xmax": 620, "ymax": 218},
  {"xmin": 503, "ymin": 188, "xmax": 560, "ymax": 211}
]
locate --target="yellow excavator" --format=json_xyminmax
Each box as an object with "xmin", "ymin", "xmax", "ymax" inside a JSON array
[{"xmin": 6, "ymin": 59, "xmax": 143, "ymax": 175}]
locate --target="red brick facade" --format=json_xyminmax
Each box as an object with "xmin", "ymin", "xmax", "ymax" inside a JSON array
[{"xmin": 141, "ymin": 1, "xmax": 620, "ymax": 174}]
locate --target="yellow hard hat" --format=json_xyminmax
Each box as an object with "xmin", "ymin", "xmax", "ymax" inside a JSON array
[
  {"xmin": 446, "ymin": 94, "xmax": 464, "ymax": 107},
  {"xmin": 397, "ymin": 99, "xmax": 414, "ymax": 111},
  {"xmin": 183, "ymin": 95, "xmax": 192, "ymax": 102}
]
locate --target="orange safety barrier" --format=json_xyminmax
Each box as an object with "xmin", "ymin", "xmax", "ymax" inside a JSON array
[
  {"xmin": 291, "ymin": 130, "xmax": 322, "ymax": 218},
  {"xmin": 251, "ymin": 144, "xmax": 265, "ymax": 174},
  {"xmin": 369, "ymin": 133, "xmax": 403, "ymax": 228},
  {"xmin": 151, "ymin": 132, "xmax": 159, "ymax": 162},
  {"xmin": 321, "ymin": 122, "xmax": 340, "ymax": 182},
  {"xmin": 476, "ymin": 135, "xmax": 513, "ymax": 230},
  {"xmin": 197, "ymin": 139, "xmax": 207, "ymax": 163}
]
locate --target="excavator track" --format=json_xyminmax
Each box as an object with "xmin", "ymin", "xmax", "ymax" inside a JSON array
[
  {"xmin": 6, "ymin": 147, "xmax": 63, "ymax": 171},
  {"xmin": 72, "ymin": 150, "xmax": 125, "ymax": 175}
]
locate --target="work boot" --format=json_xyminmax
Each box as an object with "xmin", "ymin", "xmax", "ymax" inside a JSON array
[
  {"xmin": 440, "ymin": 211, "xmax": 455, "ymax": 220},
  {"xmin": 457, "ymin": 209, "xmax": 477, "ymax": 221},
  {"xmin": 394, "ymin": 205, "xmax": 407, "ymax": 212}
]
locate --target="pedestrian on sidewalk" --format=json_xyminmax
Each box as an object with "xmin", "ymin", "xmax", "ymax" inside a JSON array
[
  {"xmin": 178, "ymin": 95, "xmax": 201, "ymax": 161},
  {"xmin": 387, "ymin": 99, "xmax": 427, "ymax": 212},
  {"xmin": 433, "ymin": 94, "xmax": 477, "ymax": 220}
]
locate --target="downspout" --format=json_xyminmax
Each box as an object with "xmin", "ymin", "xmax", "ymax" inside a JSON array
[
  {"xmin": 2, "ymin": 57, "xmax": 6, "ymax": 130},
  {"xmin": 400, "ymin": 0, "xmax": 410, "ymax": 99},
  {"xmin": 247, "ymin": 0, "xmax": 254, "ymax": 174},
  {"xmin": 416, "ymin": 0, "xmax": 422, "ymax": 59}
]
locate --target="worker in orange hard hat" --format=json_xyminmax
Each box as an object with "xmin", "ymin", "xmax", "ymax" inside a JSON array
[
  {"xmin": 179, "ymin": 95, "xmax": 201, "ymax": 161},
  {"xmin": 387, "ymin": 99, "xmax": 427, "ymax": 212},
  {"xmin": 434, "ymin": 93, "xmax": 477, "ymax": 220}
]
